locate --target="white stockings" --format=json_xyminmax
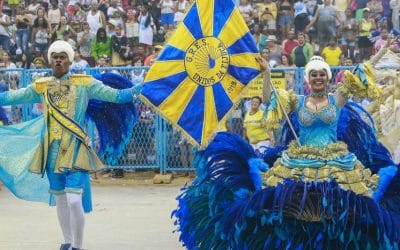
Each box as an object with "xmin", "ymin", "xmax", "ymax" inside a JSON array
[{"xmin": 55, "ymin": 193, "xmax": 85, "ymax": 249}]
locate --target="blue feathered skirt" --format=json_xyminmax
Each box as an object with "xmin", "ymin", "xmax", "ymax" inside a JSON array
[{"xmin": 172, "ymin": 132, "xmax": 400, "ymax": 250}]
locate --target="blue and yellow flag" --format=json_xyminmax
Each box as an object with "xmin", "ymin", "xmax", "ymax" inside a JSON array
[{"xmin": 140, "ymin": 0, "xmax": 261, "ymax": 147}]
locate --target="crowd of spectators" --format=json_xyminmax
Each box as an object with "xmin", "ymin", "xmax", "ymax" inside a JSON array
[
  {"xmin": 240, "ymin": 0, "xmax": 399, "ymax": 70},
  {"xmin": 0, "ymin": 0, "xmax": 193, "ymax": 75},
  {"xmin": 0, "ymin": 0, "xmax": 398, "ymax": 75}
]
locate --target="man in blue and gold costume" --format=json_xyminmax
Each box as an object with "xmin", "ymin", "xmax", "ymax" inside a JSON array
[{"xmin": 0, "ymin": 41, "xmax": 137, "ymax": 250}]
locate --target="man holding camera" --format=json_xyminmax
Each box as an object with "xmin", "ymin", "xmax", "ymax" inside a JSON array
[{"xmin": 259, "ymin": 0, "xmax": 277, "ymax": 33}]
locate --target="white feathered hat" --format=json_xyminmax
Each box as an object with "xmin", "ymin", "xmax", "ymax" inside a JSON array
[
  {"xmin": 304, "ymin": 56, "xmax": 332, "ymax": 83},
  {"xmin": 47, "ymin": 40, "xmax": 75, "ymax": 63}
]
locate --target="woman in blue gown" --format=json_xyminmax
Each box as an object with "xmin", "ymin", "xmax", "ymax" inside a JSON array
[{"xmin": 172, "ymin": 45, "xmax": 400, "ymax": 249}]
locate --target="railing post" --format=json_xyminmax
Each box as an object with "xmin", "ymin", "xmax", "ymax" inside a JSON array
[
  {"xmin": 295, "ymin": 67, "xmax": 305, "ymax": 95},
  {"xmin": 156, "ymin": 114, "xmax": 167, "ymax": 175},
  {"xmin": 21, "ymin": 69, "xmax": 30, "ymax": 121},
  {"xmin": 162, "ymin": 117, "xmax": 168, "ymax": 174}
]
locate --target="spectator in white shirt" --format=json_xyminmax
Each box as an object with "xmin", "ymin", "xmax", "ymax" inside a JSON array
[{"xmin": 70, "ymin": 50, "xmax": 90, "ymax": 74}]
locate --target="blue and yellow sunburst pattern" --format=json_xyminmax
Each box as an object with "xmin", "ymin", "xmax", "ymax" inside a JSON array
[{"xmin": 140, "ymin": 0, "xmax": 261, "ymax": 148}]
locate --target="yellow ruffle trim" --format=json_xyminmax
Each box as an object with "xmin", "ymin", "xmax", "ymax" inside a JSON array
[
  {"xmin": 263, "ymin": 160, "xmax": 379, "ymax": 197},
  {"xmin": 338, "ymin": 62, "xmax": 381, "ymax": 100},
  {"xmin": 264, "ymin": 90, "xmax": 297, "ymax": 130}
]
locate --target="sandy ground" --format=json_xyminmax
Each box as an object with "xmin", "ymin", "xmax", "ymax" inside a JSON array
[{"xmin": 0, "ymin": 172, "xmax": 193, "ymax": 250}]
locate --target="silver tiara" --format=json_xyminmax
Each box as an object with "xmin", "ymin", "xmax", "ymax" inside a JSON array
[{"xmin": 309, "ymin": 56, "xmax": 325, "ymax": 62}]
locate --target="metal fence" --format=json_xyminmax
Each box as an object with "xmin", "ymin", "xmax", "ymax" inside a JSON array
[{"xmin": 0, "ymin": 65, "xmax": 380, "ymax": 173}]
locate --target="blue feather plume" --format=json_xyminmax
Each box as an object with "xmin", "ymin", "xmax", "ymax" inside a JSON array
[
  {"xmin": 259, "ymin": 111, "xmax": 299, "ymax": 166},
  {"xmin": 280, "ymin": 111, "xmax": 300, "ymax": 146},
  {"xmin": 86, "ymin": 73, "xmax": 138, "ymax": 165},
  {"xmin": 173, "ymin": 120, "xmax": 400, "ymax": 249},
  {"xmin": 337, "ymin": 102, "xmax": 395, "ymax": 173},
  {"xmin": 381, "ymin": 164, "xmax": 400, "ymax": 213},
  {"xmin": 374, "ymin": 165, "xmax": 398, "ymax": 202}
]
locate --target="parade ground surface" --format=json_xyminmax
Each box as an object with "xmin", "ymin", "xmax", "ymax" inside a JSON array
[{"xmin": 0, "ymin": 172, "xmax": 192, "ymax": 250}]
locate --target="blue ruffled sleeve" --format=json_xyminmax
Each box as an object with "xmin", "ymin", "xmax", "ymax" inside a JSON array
[
  {"xmin": 0, "ymin": 85, "xmax": 41, "ymax": 106},
  {"xmin": 87, "ymin": 79, "xmax": 134, "ymax": 103}
]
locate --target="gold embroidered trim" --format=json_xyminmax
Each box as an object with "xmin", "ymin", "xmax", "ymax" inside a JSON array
[
  {"xmin": 32, "ymin": 77, "xmax": 53, "ymax": 93},
  {"xmin": 32, "ymin": 75, "xmax": 93, "ymax": 94},
  {"xmin": 263, "ymin": 160, "xmax": 379, "ymax": 197},
  {"xmin": 286, "ymin": 141, "xmax": 349, "ymax": 160},
  {"xmin": 70, "ymin": 74, "xmax": 92, "ymax": 86}
]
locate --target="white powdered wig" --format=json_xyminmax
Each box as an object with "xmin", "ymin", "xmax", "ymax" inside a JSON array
[
  {"xmin": 304, "ymin": 56, "xmax": 332, "ymax": 83},
  {"xmin": 47, "ymin": 40, "xmax": 75, "ymax": 63}
]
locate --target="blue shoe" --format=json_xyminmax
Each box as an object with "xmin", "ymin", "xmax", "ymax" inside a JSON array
[{"xmin": 60, "ymin": 243, "xmax": 71, "ymax": 250}]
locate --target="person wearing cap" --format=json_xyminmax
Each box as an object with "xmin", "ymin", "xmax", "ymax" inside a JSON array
[
  {"xmin": 97, "ymin": 54, "xmax": 110, "ymax": 67},
  {"xmin": 266, "ymin": 35, "xmax": 283, "ymax": 66},
  {"xmin": 144, "ymin": 44, "xmax": 163, "ymax": 66},
  {"xmin": 358, "ymin": 8, "xmax": 376, "ymax": 61},
  {"xmin": 0, "ymin": 40, "xmax": 138, "ymax": 250},
  {"xmin": 33, "ymin": 57, "xmax": 47, "ymax": 68},
  {"xmin": 62, "ymin": 30, "xmax": 77, "ymax": 50},
  {"xmin": 31, "ymin": 57, "xmax": 49, "ymax": 80}
]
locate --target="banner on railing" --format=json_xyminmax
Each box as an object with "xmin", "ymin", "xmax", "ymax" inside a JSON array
[
  {"xmin": 243, "ymin": 76, "xmax": 263, "ymax": 98},
  {"xmin": 270, "ymin": 71, "xmax": 286, "ymax": 90},
  {"xmin": 242, "ymin": 71, "xmax": 287, "ymax": 98}
]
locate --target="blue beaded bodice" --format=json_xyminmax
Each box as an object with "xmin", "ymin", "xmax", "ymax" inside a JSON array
[{"xmin": 297, "ymin": 94, "xmax": 340, "ymax": 147}]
